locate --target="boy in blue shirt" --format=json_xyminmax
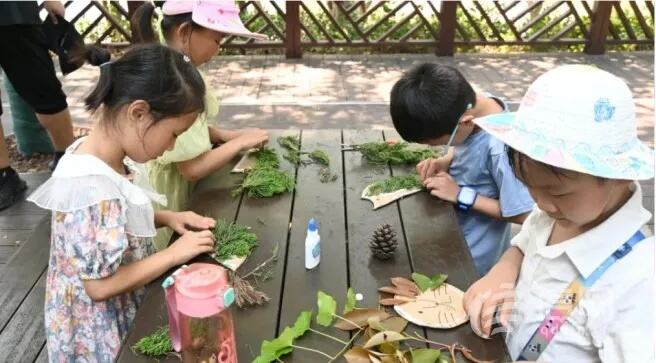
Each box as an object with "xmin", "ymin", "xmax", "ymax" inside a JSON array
[{"xmin": 390, "ymin": 63, "xmax": 534, "ymax": 275}]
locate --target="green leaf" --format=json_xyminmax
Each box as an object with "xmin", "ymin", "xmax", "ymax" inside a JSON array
[
  {"xmin": 258, "ymin": 327, "xmax": 295, "ymax": 362},
  {"xmin": 412, "ymin": 273, "xmax": 433, "ymax": 292},
  {"xmin": 431, "ymin": 274, "xmax": 448, "ymax": 289},
  {"xmin": 411, "ymin": 348, "xmax": 442, "ymax": 363},
  {"xmin": 291, "ymin": 311, "xmax": 312, "ymax": 338},
  {"xmin": 412, "ymin": 273, "xmax": 448, "ymax": 292},
  {"xmin": 344, "ymin": 287, "xmax": 356, "ymax": 314},
  {"xmin": 316, "ymin": 291, "xmax": 337, "ymax": 326}
]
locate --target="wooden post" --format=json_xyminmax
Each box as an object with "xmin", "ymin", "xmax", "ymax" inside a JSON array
[
  {"xmin": 128, "ymin": 1, "xmax": 146, "ymax": 44},
  {"xmin": 585, "ymin": 1, "xmax": 614, "ymax": 55},
  {"xmin": 436, "ymin": 0, "xmax": 458, "ymax": 56},
  {"xmin": 285, "ymin": 1, "xmax": 302, "ymax": 59}
]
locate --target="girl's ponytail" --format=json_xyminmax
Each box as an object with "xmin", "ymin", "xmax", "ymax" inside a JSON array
[
  {"xmin": 131, "ymin": 2, "xmax": 159, "ymax": 43},
  {"xmin": 84, "ymin": 63, "xmax": 113, "ymax": 112}
]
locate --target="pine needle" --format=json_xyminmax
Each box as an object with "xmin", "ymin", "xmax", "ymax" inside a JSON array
[
  {"xmin": 234, "ymin": 167, "xmax": 295, "ymax": 198},
  {"xmin": 132, "ymin": 327, "xmax": 172, "ymax": 357},
  {"xmin": 213, "ymin": 219, "xmax": 258, "ymax": 261},
  {"xmin": 253, "ymin": 147, "xmax": 280, "ymax": 169},
  {"xmin": 366, "ymin": 174, "xmax": 423, "ymax": 196},
  {"xmin": 234, "ymin": 147, "xmax": 295, "ymax": 198},
  {"xmin": 354, "ymin": 142, "xmax": 436, "ymax": 165}
]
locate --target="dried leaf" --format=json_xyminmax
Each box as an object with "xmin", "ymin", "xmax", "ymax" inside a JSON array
[
  {"xmin": 378, "ymin": 286, "xmax": 417, "ymax": 298},
  {"xmin": 381, "ymin": 356, "xmax": 397, "ymax": 363},
  {"xmin": 334, "ymin": 309, "xmax": 391, "ymax": 330},
  {"xmin": 364, "ymin": 331, "xmax": 408, "ymax": 349},
  {"xmin": 390, "ymin": 277, "xmax": 419, "ymax": 292},
  {"xmin": 369, "ymin": 355, "xmax": 382, "ymax": 363},
  {"xmin": 379, "ymin": 317, "xmax": 408, "ymax": 333},
  {"xmin": 343, "ymin": 347, "xmax": 371, "ymax": 363},
  {"xmin": 367, "ymin": 316, "xmax": 386, "ymax": 331},
  {"xmin": 364, "ymin": 327, "xmax": 376, "ymax": 341},
  {"xmin": 379, "ymin": 342, "xmax": 398, "ymax": 355},
  {"xmin": 460, "ymin": 348, "xmax": 495, "ymax": 363},
  {"xmin": 379, "ymin": 298, "xmax": 411, "ymax": 306}
]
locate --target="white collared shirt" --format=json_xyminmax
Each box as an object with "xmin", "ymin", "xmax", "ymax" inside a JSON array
[{"xmin": 506, "ymin": 183, "xmax": 654, "ymax": 362}]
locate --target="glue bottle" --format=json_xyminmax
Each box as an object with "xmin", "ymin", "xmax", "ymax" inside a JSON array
[{"xmin": 305, "ymin": 218, "xmax": 320, "ymax": 269}]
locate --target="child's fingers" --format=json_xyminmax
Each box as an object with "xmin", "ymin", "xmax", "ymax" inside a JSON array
[
  {"xmin": 498, "ymin": 296, "xmax": 515, "ymax": 328},
  {"xmin": 466, "ymin": 291, "xmax": 490, "ymax": 338},
  {"xmin": 480, "ymin": 298, "xmax": 500, "ymax": 338}
]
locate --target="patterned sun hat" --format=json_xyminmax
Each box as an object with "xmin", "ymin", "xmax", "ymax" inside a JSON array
[
  {"xmin": 162, "ymin": 0, "xmax": 268, "ymax": 40},
  {"xmin": 474, "ymin": 65, "xmax": 654, "ymax": 180}
]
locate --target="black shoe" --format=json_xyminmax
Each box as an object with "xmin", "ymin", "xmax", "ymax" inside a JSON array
[
  {"xmin": 48, "ymin": 151, "xmax": 66, "ymax": 172},
  {"xmin": 0, "ymin": 168, "xmax": 28, "ymax": 211}
]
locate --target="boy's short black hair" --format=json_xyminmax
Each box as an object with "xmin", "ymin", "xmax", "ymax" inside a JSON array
[{"xmin": 390, "ymin": 63, "xmax": 476, "ymax": 143}]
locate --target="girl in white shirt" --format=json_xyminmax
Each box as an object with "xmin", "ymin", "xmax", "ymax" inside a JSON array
[{"xmin": 463, "ymin": 65, "xmax": 654, "ymax": 362}]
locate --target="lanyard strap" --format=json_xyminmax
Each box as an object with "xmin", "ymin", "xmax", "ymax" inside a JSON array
[{"xmin": 517, "ymin": 230, "xmax": 646, "ymax": 361}]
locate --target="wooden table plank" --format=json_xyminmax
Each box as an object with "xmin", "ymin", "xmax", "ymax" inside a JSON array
[
  {"xmin": 278, "ymin": 130, "xmax": 349, "ymax": 362},
  {"xmin": 342, "ymin": 129, "xmax": 425, "ymax": 342},
  {"xmin": 384, "ymin": 130, "xmax": 508, "ymax": 360},
  {"xmin": 230, "ymin": 130, "xmax": 298, "ymax": 361},
  {"xmin": 117, "ymin": 154, "xmax": 245, "ymax": 363},
  {"xmin": 0, "ymin": 216, "xmax": 49, "ymax": 334},
  {"xmin": 0, "ymin": 270, "xmax": 46, "ymax": 361}
]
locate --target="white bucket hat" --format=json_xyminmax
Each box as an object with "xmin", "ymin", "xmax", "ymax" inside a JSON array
[{"xmin": 474, "ymin": 65, "xmax": 654, "ymax": 180}]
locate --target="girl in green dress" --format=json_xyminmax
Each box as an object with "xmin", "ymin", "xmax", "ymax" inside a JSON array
[{"xmin": 133, "ymin": 1, "xmax": 270, "ymax": 250}]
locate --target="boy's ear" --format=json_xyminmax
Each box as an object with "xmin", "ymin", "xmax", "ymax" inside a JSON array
[{"xmin": 460, "ymin": 114, "xmax": 475, "ymax": 125}]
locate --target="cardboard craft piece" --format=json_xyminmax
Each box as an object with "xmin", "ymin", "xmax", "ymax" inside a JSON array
[
  {"xmin": 231, "ymin": 149, "xmax": 258, "ymax": 173},
  {"xmin": 361, "ymin": 184, "xmax": 422, "ymax": 210},
  {"xmin": 215, "ymin": 255, "xmax": 248, "ymax": 271},
  {"xmin": 393, "ymin": 283, "xmax": 469, "ymax": 329}
]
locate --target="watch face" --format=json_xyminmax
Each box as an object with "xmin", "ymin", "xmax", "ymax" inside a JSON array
[{"xmin": 459, "ymin": 187, "xmax": 477, "ymax": 205}]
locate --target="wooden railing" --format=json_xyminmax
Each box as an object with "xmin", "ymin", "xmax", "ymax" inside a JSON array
[{"xmin": 58, "ymin": 1, "xmax": 654, "ymax": 58}]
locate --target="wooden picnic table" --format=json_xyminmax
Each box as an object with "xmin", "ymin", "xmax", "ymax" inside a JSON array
[{"xmin": 117, "ymin": 129, "xmax": 508, "ymax": 362}]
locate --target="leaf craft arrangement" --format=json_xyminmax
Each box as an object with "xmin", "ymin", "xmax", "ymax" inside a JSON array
[
  {"xmin": 211, "ymin": 218, "xmax": 258, "ymax": 271},
  {"xmin": 378, "ymin": 274, "xmax": 469, "ymax": 330},
  {"xmin": 362, "ymin": 174, "xmax": 423, "ymax": 210}
]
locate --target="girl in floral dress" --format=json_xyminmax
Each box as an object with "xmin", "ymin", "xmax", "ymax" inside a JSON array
[{"xmin": 28, "ymin": 44, "xmax": 217, "ymax": 362}]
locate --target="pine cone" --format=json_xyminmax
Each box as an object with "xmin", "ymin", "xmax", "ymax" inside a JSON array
[{"xmin": 369, "ymin": 224, "xmax": 398, "ymax": 260}]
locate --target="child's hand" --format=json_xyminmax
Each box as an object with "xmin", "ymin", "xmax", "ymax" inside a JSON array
[
  {"xmin": 166, "ymin": 230, "xmax": 215, "ymax": 265},
  {"xmin": 167, "ymin": 211, "xmax": 216, "ymax": 235},
  {"xmin": 234, "ymin": 128, "xmax": 269, "ymax": 150},
  {"xmin": 424, "ymin": 172, "xmax": 460, "ymax": 203},
  {"xmin": 417, "ymin": 157, "xmax": 449, "ymax": 181},
  {"xmin": 464, "ymin": 273, "xmax": 516, "ymax": 339}
]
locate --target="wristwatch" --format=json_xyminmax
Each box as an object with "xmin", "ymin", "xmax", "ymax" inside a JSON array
[{"xmin": 456, "ymin": 187, "xmax": 477, "ymax": 213}]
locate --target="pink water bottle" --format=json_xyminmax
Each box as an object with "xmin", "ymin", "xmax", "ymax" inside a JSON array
[{"xmin": 163, "ymin": 263, "xmax": 237, "ymax": 363}]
